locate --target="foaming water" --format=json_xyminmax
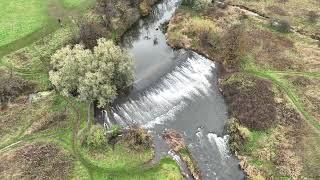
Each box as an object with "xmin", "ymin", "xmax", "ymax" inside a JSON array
[
  {"xmin": 207, "ymin": 133, "xmax": 230, "ymax": 159},
  {"xmin": 102, "ymin": 0, "xmax": 245, "ymax": 178},
  {"xmin": 113, "ymin": 53, "xmax": 216, "ymax": 128}
]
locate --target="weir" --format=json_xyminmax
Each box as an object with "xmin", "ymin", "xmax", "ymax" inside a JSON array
[{"xmin": 101, "ymin": 0, "xmax": 245, "ymax": 179}]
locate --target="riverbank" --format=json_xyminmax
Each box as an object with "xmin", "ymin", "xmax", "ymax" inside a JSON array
[
  {"xmin": 0, "ymin": 0, "xmax": 188, "ymax": 179},
  {"xmin": 166, "ymin": 1, "xmax": 320, "ymax": 179}
]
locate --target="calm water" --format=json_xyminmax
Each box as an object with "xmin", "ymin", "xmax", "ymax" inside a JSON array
[{"xmin": 106, "ymin": 0, "xmax": 244, "ymax": 179}]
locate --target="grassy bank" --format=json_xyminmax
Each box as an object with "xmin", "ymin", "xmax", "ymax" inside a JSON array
[
  {"xmin": 167, "ymin": 2, "xmax": 320, "ymax": 179},
  {"xmin": 0, "ymin": 0, "xmax": 185, "ymax": 179},
  {"xmin": 0, "ymin": 92, "xmax": 183, "ymax": 179}
]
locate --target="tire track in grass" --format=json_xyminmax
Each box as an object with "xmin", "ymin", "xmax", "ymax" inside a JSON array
[{"xmin": 246, "ymin": 68, "xmax": 320, "ymax": 131}]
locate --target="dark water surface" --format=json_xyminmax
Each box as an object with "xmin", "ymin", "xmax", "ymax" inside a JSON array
[{"xmin": 106, "ymin": 0, "xmax": 244, "ymax": 179}]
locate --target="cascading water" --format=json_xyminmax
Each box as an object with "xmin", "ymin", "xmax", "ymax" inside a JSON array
[
  {"xmin": 101, "ymin": 0, "xmax": 245, "ymax": 179},
  {"xmin": 113, "ymin": 53, "xmax": 216, "ymax": 129}
]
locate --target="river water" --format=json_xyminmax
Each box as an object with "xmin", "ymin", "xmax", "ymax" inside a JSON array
[{"xmin": 106, "ymin": 0, "xmax": 244, "ymax": 179}]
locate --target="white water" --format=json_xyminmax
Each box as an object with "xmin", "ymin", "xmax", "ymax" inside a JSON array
[
  {"xmin": 195, "ymin": 128, "xmax": 230, "ymax": 160},
  {"xmin": 112, "ymin": 53, "xmax": 216, "ymax": 129},
  {"xmin": 208, "ymin": 133, "xmax": 230, "ymax": 159}
]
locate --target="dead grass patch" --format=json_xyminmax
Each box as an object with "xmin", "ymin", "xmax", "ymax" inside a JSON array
[
  {"xmin": 265, "ymin": 6, "xmax": 287, "ymax": 16},
  {"xmin": 231, "ymin": 0, "xmax": 320, "ymax": 36},
  {"xmin": 0, "ymin": 142, "xmax": 73, "ymax": 180},
  {"xmin": 0, "ymin": 95, "xmax": 69, "ymax": 145},
  {"xmin": 244, "ymin": 28, "xmax": 305, "ymax": 71},
  {"xmin": 221, "ymin": 74, "xmax": 277, "ymax": 130},
  {"xmin": 286, "ymin": 76, "xmax": 320, "ymax": 122},
  {"xmin": 25, "ymin": 110, "xmax": 68, "ymax": 135}
]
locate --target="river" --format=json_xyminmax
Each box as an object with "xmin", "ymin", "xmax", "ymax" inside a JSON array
[{"xmin": 104, "ymin": 0, "xmax": 244, "ymax": 179}]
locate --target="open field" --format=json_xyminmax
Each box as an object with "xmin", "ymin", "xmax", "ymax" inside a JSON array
[
  {"xmin": 0, "ymin": 0, "xmax": 51, "ymax": 47},
  {"xmin": 0, "ymin": 0, "xmax": 95, "ymax": 58}
]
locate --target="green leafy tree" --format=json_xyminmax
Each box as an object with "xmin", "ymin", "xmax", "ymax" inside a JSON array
[{"xmin": 49, "ymin": 38, "xmax": 133, "ymax": 126}]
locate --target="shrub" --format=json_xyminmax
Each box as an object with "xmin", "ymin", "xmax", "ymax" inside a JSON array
[
  {"xmin": 307, "ymin": 11, "xmax": 318, "ymax": 24},
  {"xmin": 181, "ymin": 0, "xmax": 196, "ymax": 6},
  {"xmin": 270, "ymin": 19, "xmax": 291, "ymax": 33},
  {"xmin": 220, "ymin": 23, "xmax": 246, "ymax": 70},
  {"xmin": 227, "ymin": 119, "xmax": 251, "ymax": 153},
  {"xmin": 129, "ymin": 0, "xmax": 140, "ymax": 7},
  {"xmin": 216, "ymin": 1, "xmax": 227, "ymax": 9},
  {"xmin": 123, "ymin": 126, "xmax": 152, "ymax": 151},
  {"xmin": 199, "ymin": 27, "xmax": 220, "ymax": 49},
  {"xmin": 182, "ymin": 0, "xmax": 211, "ymax": 10},
  {"xmin": 108, "ymin": 125, "xmax": 122, "ymax": 138},
  {"xmin": 185, "ymin": 17, "xmax": 220, "ymax": 48},
  {"xmin": 0, "ymin": 70, "xmax": 33, "ymax": 108},
  {"xmin": 78, "ymin": 18, "xmax": 106, "ymax": 49},
  {"xmin": 193, "ymin": 0, "xmax": 212, "ymax": 10},
  {"xmin": 83, "ymin": 124, "xmax": 107, "ymax": 149},
  {"xmin": 139, "ymin": 0, "xmax": 151, "ymax": 16}
]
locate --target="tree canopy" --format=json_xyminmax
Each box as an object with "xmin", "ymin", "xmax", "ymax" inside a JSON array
[{"xmin": 49, "ymin": 38, "xmax": 134, "ymax": 108}]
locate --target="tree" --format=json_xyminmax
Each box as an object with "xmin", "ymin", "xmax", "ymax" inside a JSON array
[{"xmin": 49, "ymin": 38, "xmax": 134, "ymax": 126}]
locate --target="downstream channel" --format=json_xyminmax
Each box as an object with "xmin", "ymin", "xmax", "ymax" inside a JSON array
[{"xmin": 103, "ymin": 0, "xmax": 244, "ymax": 179}]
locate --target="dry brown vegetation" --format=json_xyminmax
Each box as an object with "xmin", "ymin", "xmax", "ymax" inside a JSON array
[
  {"xmin": 75, "ymin": 0, "xmax": 159, "ymax": 48},
  {"xmin": 230, "ymin": 0, "xmax": 320, "ymax": 39},
  {"xmin": 162, "ymin": 129, "xmax": 186, "ymax": 152},
  {"xmin": 167, "ymin": 2, "xmax": 320, "ymax": 179},
  {"xmin": 0, "ymin": 95, "xmax": 69, "ymax": 147},
  {"xmin": 0, "ymin": 143, "xmax": 73, "ymax": 180},
  {"xmin": 122, "ymin": 126, "xmax": 153, "ymax": 151},
  {"xmin": 25, "ymin": 110, "xmax": 68, "ymax": 135},
  {"xmin": 286, "ymin": 76, "xmax": 320, "ymax": 122},
  {"xmin": 221, "ymin": 74, "xmax": 277, "ymax": 130},
  {"xmin": 166, "ymin": 6, "xmax": 248, "ymax": 71},
  {"xmin": 0, "ymin": 69, "xmax": 34, "ymax": 109},
  {"xmin": 167, "ymin": 5, "xmax": 320, "ymax": 72}
]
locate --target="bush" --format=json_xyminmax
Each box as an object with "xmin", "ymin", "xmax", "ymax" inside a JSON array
[
  {"xmin": 270, "ymin": 19, "xmax": 291, "ymax": 33},
  {"xmin": 107, "ymin": 125, "xmax": 122, "ymax": 140},
  {"xmin": 182, "ymin": 0, "xmax": 211, "ymax": 10},
  {"xmin": 0, "ymin": 70, "xmax": 32, "ymax": 108},
  {"xmin": 307, "ymin": 11, "xmax": 318, "ymax": 23},
  {"xmin": 77, "ymin": 16, "xmax": 106, "ymax": 49},
  {"xmin": 193, "ymin": 0, "xmax": 211, "ymax": 10},
  {"xmin": 227, "ymin": 119, "xmax": 251, "ymax": 153},
  {"xmin": 181, "ymin": 0, "xmax": 196, "ymax": 6},
  {"xmin": 185, "ymin": 17, "xmax": 220, "ymax": 49},
  {"xmin": 123, "ymin": 126, "xmax": 152, "ymax": 151},
  {"xmin": 220, "ymin": 23, "xmax": 246, "ymax": 70},
  {"xmin": 139, "ymin": 0, "xmax": 151, "ymax": 16},
  {"xmin": 83, "ymin": 124, "xmax": 107, "ymax": 149}
]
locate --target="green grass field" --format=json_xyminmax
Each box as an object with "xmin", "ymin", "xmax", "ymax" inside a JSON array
[
  {"xmin": 0, "ymin": 0, "xmax": 51, "ymax": 47},
  {"xmin": 60, "ymin": 0, "xmax": 88, "ymax": 8},
  {"xmin": 0, "ymin": 0, "xmax": 95, "ymax": 58}
]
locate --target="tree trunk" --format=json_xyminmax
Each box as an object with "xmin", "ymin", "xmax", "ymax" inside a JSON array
[{"xmin": 87, "ymin": 101, "xmax": 92, "ymax": 129}]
